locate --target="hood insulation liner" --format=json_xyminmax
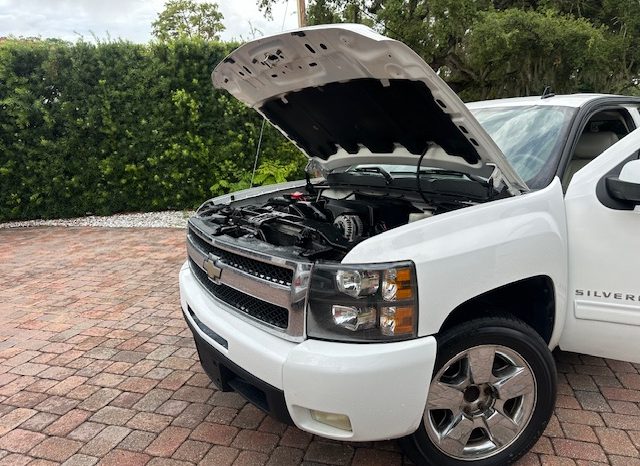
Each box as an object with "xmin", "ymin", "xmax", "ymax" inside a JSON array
[{"xmin": 260, "ymin": 78, "xmax": 480, "ymax": 164}]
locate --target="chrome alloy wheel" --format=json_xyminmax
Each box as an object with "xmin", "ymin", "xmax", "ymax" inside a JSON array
[{"xmin": 424, "ymin": 344, "xmax": 537, "ymax": 461}]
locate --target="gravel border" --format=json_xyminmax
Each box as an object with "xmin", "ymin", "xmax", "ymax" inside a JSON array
[{"xmin": 0, "ymin": 210, "xmax": 194, "ymax": 229}]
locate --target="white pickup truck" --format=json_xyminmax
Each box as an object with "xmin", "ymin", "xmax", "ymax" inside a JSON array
[{"xmin": 179, "ymin": 24, "xmax": 640, "ymax": 465}]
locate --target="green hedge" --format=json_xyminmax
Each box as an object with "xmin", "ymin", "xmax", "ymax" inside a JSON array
[{"xmin": 0, "ymin": 39, "xmax": 306, "ymax": 221}]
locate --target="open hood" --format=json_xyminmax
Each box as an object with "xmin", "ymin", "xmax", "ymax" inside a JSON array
[{"xmin": 212, "ymin": 24, "xmax": 528, "ymax": 194}]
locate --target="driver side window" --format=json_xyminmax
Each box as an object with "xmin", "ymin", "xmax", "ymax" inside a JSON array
[{"xmin": 563, "ymin": 108, "xmax": 635, "ymax": 187}]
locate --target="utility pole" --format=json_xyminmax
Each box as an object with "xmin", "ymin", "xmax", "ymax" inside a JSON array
[{"xmin": 297, "ymin": 0, "xmax": 306, "ymax": 27}]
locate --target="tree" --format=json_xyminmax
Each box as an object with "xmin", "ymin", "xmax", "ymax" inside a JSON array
[
  {"xmin": 255, "ymin": 0, "xmax": 639, "ymax": 98},
  {"xmin": 152, "ymin": 0, "xmax": 225, "ymax": 42}
]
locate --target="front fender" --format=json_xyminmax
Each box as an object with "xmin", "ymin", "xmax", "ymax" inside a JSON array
[{"xmin": 343, "ymin": 178, "xmax": 568, "ymax": 348}]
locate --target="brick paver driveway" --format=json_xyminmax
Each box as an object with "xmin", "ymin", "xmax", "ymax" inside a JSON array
[{"xmin": 0, "ymin": 227, "xmax": 638, "ymax": 466}]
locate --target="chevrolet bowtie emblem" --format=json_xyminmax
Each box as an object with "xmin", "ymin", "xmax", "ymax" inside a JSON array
[{"xmin": 203, "ymin": 257, "xmax": 223, "ymax": 282}]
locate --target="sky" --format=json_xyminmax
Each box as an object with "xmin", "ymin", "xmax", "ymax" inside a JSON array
[{"xmin": 0, "ymin": 0, "xmax": 299, "ymax": 43}]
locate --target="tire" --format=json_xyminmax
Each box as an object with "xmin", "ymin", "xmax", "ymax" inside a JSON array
[{"xmin": 401, "ymin": 316, "xmax": 557, "ymax": 466}]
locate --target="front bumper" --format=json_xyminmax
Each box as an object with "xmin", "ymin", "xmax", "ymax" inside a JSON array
[{"xmin": 180, "ymin": 261, "xmax": 437, "ymax": 441}]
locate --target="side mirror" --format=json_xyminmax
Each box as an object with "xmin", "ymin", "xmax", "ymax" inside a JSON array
[{"xmin": 606, "ymin": 159, "xmax": 640, "ymax": 205}]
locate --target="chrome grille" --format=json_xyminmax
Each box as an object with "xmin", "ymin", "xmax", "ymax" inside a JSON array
[
  {"xmin": 189, "ymin": 258, "xmax": 289, "ymax": 329},
  {"xmin": 186, "ymin": 218, "xmax": 310, "ymax": 341},
  {"xmin": 188, "ymin": 227, "xmax": 294, "ymax": 286}
]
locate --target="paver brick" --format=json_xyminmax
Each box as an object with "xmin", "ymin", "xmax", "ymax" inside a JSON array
[
  {"xmin": 30, "ymin": 437, "xmax": 83, "ymax": 462},
  {"xmin": 171, "ymin": 385, "xmax": 211, "ymax": 403},
  {"xmin": 4, "ymin": 391, "xmax": 48, "ymax": 409},
  {"xmin": 145, "ymin": 426, "xmax": 190, "ymax": 457},
  {"xmin": 61, "ymin": 454, "xmax": 99, "ymax": 466},
  {"xmin": 155, "ymin": 400, "xmax": 189, "ymax": 417},
  {"xmin": 0, "ymin": 377, "xmax": 37, "ymax": 397},
  {"xmin": 126, "ymin": 412, "xmax": 172, "ymax": 433},
  {"xmin": 602, "ymin": 413, "xmax": 640, "ymax": 430},
  {"xmin": 609, "ymin": 455, "xmax": 640, "ymax": 466},
  {"xmin": 67, "ymin": 385, "xmax": 100, "ymax": 402},
  {"xmin": 232, "ymin": 430, "xmax": 279, "ymax": 453},
  {"xmin": 157, "ymin": 372, "xmax": 192, "ymax": 391},
  {"xmin": 89, "ymin": 406, "xmax": 135, "ymax": 426},
  {"xmin": 35, "ymin": 396, "xmax": 79, "ymax": 415},
  {"xmin": 594, "ymin": 426, "xmax": 638, "ymax": 457},
  {"xmin": 305, "ymin": 441, "xmax": 354, "ymax": 465},
  {"xmin": 38, "ymin": 367, "xmax": 76, "ymax": 381},
  {"xmin": 575, "ymin": 391, "xmax": 612, "ymax": 412},
  {"xmin": 47, "ymin": 377, "xmax": 88, "ymax": 397},
  {"xmin": 207, "ymin": 406, "xmax": 237, "ymax": 425},
  {"xmin": 132, "ymin": 389, "xmax": 173, "ymax": 412},
  {"xmin": 25, "ymin": 379, "xmax": 58, "ymax": 394},
  {"xmin": 146, "ymin": 458, "xmax": 192, "ymax": 466},
  {"xmin": 232, "ymin": 405, "xmax": 266, "ymax": 430},
  {"xmin": 265, "ymin": 446, "xmax": 304, "ymax": 466},
  {"xmin": 117, "ymin": 377, "xmax": 157, "ymax": 394},
  {"xmin": 200, "ymin": 445, "xmax": 239, "ymax": 466},
  {"xmin": 190, "ymin": 422, "xmax": 238, "ymax": 445},
  {"xmin": 110, "ymin": 391, "xmax": 143, "ymax": 409},
  {"xmin": 96, "ymin": 449, "xmax": 150, "ymax": 466},
  {"xmin": 552, "ymin": 439, "xmax": 607, "ymax": 462},
  {"xmin": 80, "ymin": 425, "xmax": 131, "ymax": 456},
  {"xmin": 67, "ymin": 422, "xmax": 106, "ymax": 442},
  {"xmin": 44, "ymin": 409, "xmax": 91, "ymax": 436},
  {"xmin": 539, "ymin": 454, "xmax": 578, "ymax": 465},
  {"xmin": 19, "ymin": 412, "xmax": 59, "ymax": 432},
  {"xmin": 233, "ymin": 450, "xmax": 269, "ymax": 466},
  {"xmin": 112, "ymin": 351, "xmax": 146, "ymax": 364},
  {"xmin": 172, "ymin": 439, "xmax": 211, "ymax": 462},
  {"xmin": 351, "ymin": 448, "xmax": 402, "ymax": 466},
  {"xmin": 555, "ymin": 408, "xmax": 605, "ymax": 427},
  {"xmin": 172, "ymin": 402, "xmax": 212, "ymax": 428},
  {"xmin": 531, "ymin": 436, "xmax": 554, "ymax": 454},
  {"xmin": 0, "ymin": 453, "xmax": 32, "ymax": 466},
  {"xmin": 258, "ymin": 416, "xmax": 287, "ymax": 435},
  {"xmin": 600, "ymin": 387, "xmax": 640, "ymax": 403},
  {"xmin": 86, "ymin": 374, "xmax": 126, "ymax": 389},
  {"xmin": 0, "ymin": 408, "xmax": 37, "ymax": 435},
  {"xmin": 562, "ymin": 423, "xmax": 598, "ymax": 443},
  {"xmin": 77, "ymin": 389, "xmax": 121, "ymax": 412},
  {"xmin": 124, "ymin": 361, "xmax": 158, "ymax": 378},
  {"xmin": 279, "ymin": 426, "xmax": 313, "ymax": 450},
  {"xmin": 0, "ymin": 428, "xmax": 46, "ymax": 453}
]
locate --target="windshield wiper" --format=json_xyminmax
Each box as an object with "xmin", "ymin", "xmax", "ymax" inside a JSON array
[
  {"xmin": 349, "ymin": 166, "xmax": 393, "ymax": 184},
  {"xmin": 408, "ymin": 168, "xmax": 490, "ymax": 187}
]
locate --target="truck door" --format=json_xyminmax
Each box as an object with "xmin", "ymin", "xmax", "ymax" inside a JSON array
[{"xmin": 561, "ymin": 127, "xmax": 640, "ymax": 363}]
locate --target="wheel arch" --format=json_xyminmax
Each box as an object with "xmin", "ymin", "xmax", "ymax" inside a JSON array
[{"xmin": 438, "ymin": 275, "xmax": 556, "ymax": 344}]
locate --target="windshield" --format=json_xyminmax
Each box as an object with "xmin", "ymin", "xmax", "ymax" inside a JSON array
[
  {"xmin": 470, "ymin": 105, "xmax": 576, "ymax": 188},
  {"xmin": 333, "ymin": 105, "xmax": 576, "ymax": 190}
]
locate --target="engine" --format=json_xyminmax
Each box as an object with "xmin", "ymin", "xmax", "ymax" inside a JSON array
[{"xmin": 196, "ymin": 192, "xmax": 419, "ymax": 260}]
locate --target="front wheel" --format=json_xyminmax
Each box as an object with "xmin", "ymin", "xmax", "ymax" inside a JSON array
[{"xmin": 401, "ymin": 316, "xmax": 556, "ymax": 466}]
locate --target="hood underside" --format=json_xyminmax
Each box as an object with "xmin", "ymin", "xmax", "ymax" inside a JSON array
[{"xmin": 212, "ymin": 24, "xmax": 528, "ymax": 193}]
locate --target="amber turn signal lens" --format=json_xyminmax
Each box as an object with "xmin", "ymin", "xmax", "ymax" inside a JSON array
[
  {"xmin": 382, "ymin": 267, "xmax": 413, "ymax": 301},
  {"xmin": 380, "ymin": 306, "xmax": 415, "ymax": 336}
]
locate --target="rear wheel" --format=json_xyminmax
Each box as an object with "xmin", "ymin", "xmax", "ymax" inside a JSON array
[{"xmin": 401, "ymin": 316, "xmax": 556, "ymax": 466}]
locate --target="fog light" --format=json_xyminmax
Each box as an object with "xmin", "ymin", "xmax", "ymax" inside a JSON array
[
  {"xmin": 332, "ymin": 305, "xmax": 376, "ymax": 331},
  {"xmin": 380, "ymin": 306, "xmax": 415, "ymax": 336},
  {"xmin": 310, "ymin": 410, "xmax": 352, "ymax": 431}
]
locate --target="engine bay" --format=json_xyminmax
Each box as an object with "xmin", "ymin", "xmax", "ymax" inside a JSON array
[
  {"xmin": 195, "ymin": 190, "xmax": 423, "ymax": 260},
  {"xmin": 193, "ymin": 162, "xmax": 508, "ymax": 261}
]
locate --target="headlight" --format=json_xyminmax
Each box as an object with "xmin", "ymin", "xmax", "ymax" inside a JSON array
[{"xmin": 307, "ymin": 261, "xmax": 418, "ymax": 342}]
